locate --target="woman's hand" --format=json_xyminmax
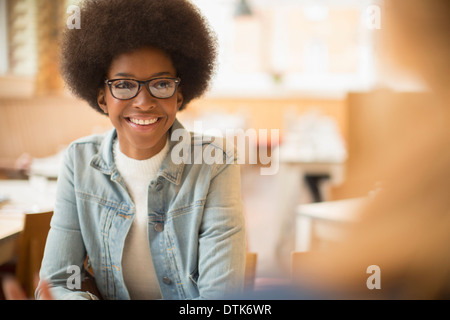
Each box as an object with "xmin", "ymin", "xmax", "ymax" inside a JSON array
[{"xmin": 2, "ymin": 277, "xmax": 54, "ymax": 300}]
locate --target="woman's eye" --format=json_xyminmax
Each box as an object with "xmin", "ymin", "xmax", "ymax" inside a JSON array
[
  {"xmin": 154, "ymin": 80, "xmax": 173, "ymax": 89},
  {"xmin": 114, "ymin": 80, "xmax": 137, "ymax": 90}
]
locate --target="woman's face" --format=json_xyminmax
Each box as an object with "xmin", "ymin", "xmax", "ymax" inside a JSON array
[{"xmin": 98, "ymin": 47, "xmax": 183, "ymax": 160}]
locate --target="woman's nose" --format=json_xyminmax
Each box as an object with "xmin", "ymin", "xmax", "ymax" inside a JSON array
[{"xmin": 131, "ymin": 86, "xmax": 157, "ymax": 110}]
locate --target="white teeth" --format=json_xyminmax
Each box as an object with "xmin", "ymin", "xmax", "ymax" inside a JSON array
[{"xmin": 129, "ymin": 118, "xmax": 158, "ymax": 125}]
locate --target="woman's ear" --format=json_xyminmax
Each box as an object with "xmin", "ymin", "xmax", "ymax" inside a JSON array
[
  {"xmin": 176, "ymin": 90, "xmax": 184, "ymax": 110},
  {"xmin": 97, "ymin": 88, "xmax": 109, "ymax": 115}
]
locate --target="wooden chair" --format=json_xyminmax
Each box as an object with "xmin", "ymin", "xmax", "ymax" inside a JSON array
[
  {"xmin": 15, "ymin": 211, "xmax": 53, "ymax": 297},
  {"xmin": 244, "ymin": 252, "xmax": 257, "ymax": 292}
]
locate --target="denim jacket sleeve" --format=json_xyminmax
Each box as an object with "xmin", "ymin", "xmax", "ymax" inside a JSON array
[
  {"xmin": 194, "ymin": 159, "xmax": 246, "ymax": 300},
  {"xmin": 36, "ymin": 144, "xmax": 97, "ymax": 300}
]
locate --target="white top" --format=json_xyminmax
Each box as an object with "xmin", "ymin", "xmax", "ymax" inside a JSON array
[{"xmin": 113, "ymin": 138, "xmax": 169, "ymax": 300}]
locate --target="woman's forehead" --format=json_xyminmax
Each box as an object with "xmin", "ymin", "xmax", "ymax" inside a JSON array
[{"xmin": 108, "ymin": 47, "xmax": 176, "ymax": 78}]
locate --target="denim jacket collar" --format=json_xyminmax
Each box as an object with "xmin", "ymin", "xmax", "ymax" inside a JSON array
[{"xmin": 89, "ymin": 118, "xmax": 188, "ymax": 186}]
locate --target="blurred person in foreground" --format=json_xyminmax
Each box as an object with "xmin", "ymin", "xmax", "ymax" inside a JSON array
[
  {"xmin": 283, "ymin": 0, "xmax": 450, "ymax": 300},
  {"xmin": 248, "ymin": 0, "xmax": 450, "ymax": 300}
]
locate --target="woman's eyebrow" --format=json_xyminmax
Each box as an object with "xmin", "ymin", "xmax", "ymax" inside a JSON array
[{"xmin": 112, "ymin": 71, "xmax": 173, "ymax": 78}]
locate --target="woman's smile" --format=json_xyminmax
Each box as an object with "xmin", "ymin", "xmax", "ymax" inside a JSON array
[
  {"xmin": 124, "ymin": 114, "xmax": 163, "ymax": 131},
  {"xmin": 127, "ymin": 117, "xmax": 159, "ymax": 126}
]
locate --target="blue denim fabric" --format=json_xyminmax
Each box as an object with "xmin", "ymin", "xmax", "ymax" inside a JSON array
[{"xmin": 37, "ymin": 119, "xmax": 246, "ymax": 300}]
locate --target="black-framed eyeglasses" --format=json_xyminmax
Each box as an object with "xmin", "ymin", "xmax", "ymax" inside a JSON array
[{"xmin": 105, "ymin": 77, "xmax": 181, "ymax": 100}]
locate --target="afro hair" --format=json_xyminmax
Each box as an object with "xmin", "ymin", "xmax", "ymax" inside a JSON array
[{"xmin": 60, "ymin": 0, "xmax": 218, "ymax": 113}]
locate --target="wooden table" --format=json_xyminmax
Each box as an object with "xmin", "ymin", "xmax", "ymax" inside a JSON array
[{"xmin": 0, "ymin": 214, "xmax": 24, "ymax": 265}]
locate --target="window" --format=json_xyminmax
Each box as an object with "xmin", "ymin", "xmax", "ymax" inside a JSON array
[{"xmin": 193, "ymin": 0, "xmax": 380, "ymax": 98}]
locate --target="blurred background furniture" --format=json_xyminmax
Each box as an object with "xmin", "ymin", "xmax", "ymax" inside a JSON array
[
  {"xmin": 295, "ymin": 198, "xmax": 365, "ymax": 252},
  {"xmin": 15, "ymin": 211, "xmax": 52, "ymax": 297}
]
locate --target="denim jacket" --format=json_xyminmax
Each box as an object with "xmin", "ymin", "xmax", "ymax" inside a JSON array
[{"xmin": 37, "ymin": 119, "xmax": 246, "ymax": 300}]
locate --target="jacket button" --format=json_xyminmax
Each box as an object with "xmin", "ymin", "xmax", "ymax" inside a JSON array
[
  {"xmin": 162, "ymin": 277, "xmax": 172, "ymax": 285},
  {"xmin": 154, "ymin": 223, "xmax": 164, "ymax": 232}
]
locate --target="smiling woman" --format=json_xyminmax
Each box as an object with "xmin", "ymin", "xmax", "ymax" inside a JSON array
[
  {"xmin": 97, "ymin": 47, "xmax": 183, "ymax": 160},
  {"xmin": 5, "ymin": 0, "xmax": 247, "ymax": 301}
]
